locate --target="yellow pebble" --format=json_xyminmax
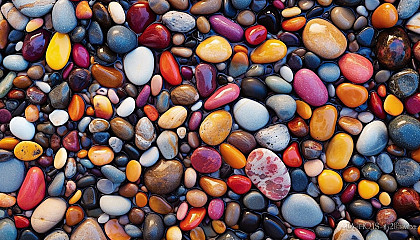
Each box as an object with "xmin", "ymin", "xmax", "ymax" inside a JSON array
[
  {"xmin": 296, "ymin": 100, "xmax": 312, "ymax": 119},
  {"xmin": 358, "ymin": 180, "xmax": 379, "ymax": 199},
  {"xmin": 384, "ymin": 94, "xmax": 404, "ymax": 116},
  {"xmin": 166, "ymin": 226, "xmax": 183, "ymax": 240},
  {"xmin": 326, "ymin": 133, "xmax": 353, "ymax": 170},
  {"xmin": 54, "ymin": 147, "xmax": 67, "ymax": 169},
  {"xmin": 46, "ymin": 32, "xmax": 71, "ymax": 70},
  {"xmin": 250, "ymin": 39, "xmax": 287, "ymax": 64},
  {"xmin": 69, "ymin": 190, "xmax": 82, "ymax": 204},
  {"xmin": 317, "ymin": 170, "xmax": 343, "ymax": 195},
  {"xmin": 196, "ymin": 36, "xmax": 232, "ymax": 63},
  {"xmin": 13, "ymin": 141, "xmax": 43, "ymax": 161},
  {"xmin": 126, "ymin": 160, "xmax": 142, "ymax": 182},
  {"xmin": 199, "ymin": 110, "xmax": 232, "ymax": 146},
  {"xmin": 25, "ymin": 18, "xmax": 44, "ymax": 32},
  {"xmin": 379, "ymin": 192, "xmax": 391, "ymax": 206},
  {"xmin": 212, "ymin": 220, "xmax": 226, "ymax": 234}
]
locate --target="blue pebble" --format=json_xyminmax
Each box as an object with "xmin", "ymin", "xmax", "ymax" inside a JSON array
[
  {"xmin": 223, "ymin": 0, "xmax": 237, "ymax": 18},
  {"xmin": 243, "ymin": 191, "xmax": 266, "ymax": 210},
  {"xmin": 163, "ymin": 214, "xmax": 177, "ymax": 226},
  {"xmin": 395, "ymin": 158, "xmax": 420, "ymax": 187},
  {"xmin": 352, "ymin": 154, "xmax": 366, "ymax": 167},
  {"xmin": 291, "ymin": 169, "xmax": 308, "ymax": 192},
  {"xmin": 52, "ymin": 0, "xmax": 77, "ymax": 33},
  {"xmin": 80, "ymin": 159, "xmax": 95, "ymax": 169},
  {"xmin": 357, "ymin": 27, "xmax": 375, "ymax": 47},
  {"xmin": 2, "ymin": 55, "xmax": 28, "ymax": 71},
  {"xmin": 48, "ymin": 172, "xmax": 65, "ymax": 196},
  {"xmin": 315, "ymin": 226, "xmax": 333, "ymax": 238},
  {"xmin": 265, "ymin": 76, "xmax": 292, "ymax": 94},
  {"xmin": 107, "ymin": 26, "xmax": 137, "ymax": 54},
  {"xmin": 361, "ymin": 163, "xmax": 382, "ymax": 181},
  {"xmin": 267, "ymin": 205, "xmax": 279, "ymax": 216},
  {"xmin": 0, "ymin": 158, "xmax": 25, "ymax": 193},
  {"xmin": 366, "ymin": 230, "xmax": 389, "ymax": 240},
  {"xmin": 125, "ymin": 224, "xmax": 142, "ymax": 238},
  {"xmin": 88, "ymin": 21, "xmax": 104, "ymax": 45},
  {"xmin": 0, "ymin": 218, "xmax": 17, "ymax": 240},
  {"xmin": 232, "ymin": 0, "xmax": 252, "ymax": 10},
  {"xmin": 317, "ymin": 63, "xmax": 340, "ymax": 82},
  {"xmin": 349, "ymin": 200, "xmax": 373, "ymax": 219},
  {"xmin": 101, "ymin": 165, "xmax": 126, "ymax": 183},
  {"xmin": 377, "ymin": 153, "xmax": 393, "ymax": 174},
  {"xmin": 304, "ymin": 52, "xmax": 321, "ymax": 69},
  {"xmin": 398, "ymin": 0, "xmax": 420, "ymax": 19}
]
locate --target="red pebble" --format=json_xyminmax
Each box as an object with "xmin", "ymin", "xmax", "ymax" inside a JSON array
[
  {"xmin": 191, "ymin": 146, "xmax": 222, "ymax": 173},
  {"xmin": 180, "ymin": 208, "xmax": 206, "ymax": 231},
  {"xmin": 159, "ymin": 51, "xmax": 182, "ymax": 86},
  {"xmin": 144, "ymin": 105, "xmax": 158, "ymax": 121},
  {"xmin": 282, "ymin": 142, "xmax": 302, "ymax": 167},
  {"xmin": 138, "ymin": 23, "xmax": 171, "ymax": 49},
  {"xmin": 294, "ymin": 228, "xmax": 316, "ymax": 240},
  {"xmin": 227, "ymin": 175, "xmax": 252, "ymax": 194},
  {"xmin": 62, "ymin": 62, "xmax": 74, "ymax": 80},
  {"xmin": 17, "ymin": 167, "xmax": 45, "ymax": 210},
  {"xmin": 188, "ymin": 111, "xmax": 202, "ymax": 131},
  {"xmin": 72, "ymin": 43, "xmax": 90, "ymax": 68},
  {"xmin": 14, "ymin": 216, "xmax": 30, "ymax": 228},
  {"xmin": 405, "ymin": 93, "xmax": 420, "ymax": 115},
  {"xmin": 340, "ymin": 183, "xmax": 357, "ymax": 204},
  {"xmin": 204, "ymin": 83, "xmax": 240, "ymax": 110},
  {"xmin": 126, "ymin": 1, "xmax": 156, "ymax": 34},
  {"xmin": 62, "ymin": 130, "xmax": 80, "ymax": 152},
  {"xmin": 368, "ymin": 92, "xmax": 386, "ymax": 119},
  {"xmin": 245, "ymin": 25, "xmax": 267, "ymax": 45}
]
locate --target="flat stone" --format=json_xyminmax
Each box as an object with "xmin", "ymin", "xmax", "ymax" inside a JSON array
[{"xmin": 281, "ymin": 194, "xmax": 323, "ymax": 227}]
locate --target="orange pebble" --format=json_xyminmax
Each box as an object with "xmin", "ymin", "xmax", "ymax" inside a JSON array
[
  {"xmin": 126, "ymin": 160, "xmax": 142, "ymax": 182},
  {"xmin": 371, "ymin": 3, "xmax": 398, "ymax": 29},
  {"xmin": 25, "ymin": 104, "xmax": 39, "ymax": 122},
  {"xmin": 342, "ymin": 167, "xmax": 360, "ymax": 182},
  {"xmin": 282, "ymin": 16, "xmax": 306, "ymax": 31},
  {"xmin": 296, "ymin": 100, "xmax": 312, "ymax": 119},
  {"xmin": 88, "ymin": 146, "xmax": 114, "ymax": 166},
  {"xmin": 384, "ymin": 94, "xmax": 403, "ymax": 116},
  {"xmin": 0, "ymin": 193, "xmax": 16, "ymax": 207},
  {"xmin": 86, "ymin": 106, "xmax": 94, "ymax": 116},
  {"xmin": 77, "ymin": 149, "xmax": 88, "ymax": 158},
  {"xmin": 76, "ymin": 1, "xmax": 93, "ymax": 20},
  {"xmin": 135, "ymin": 192, "xmax": 148, "ymax": 207},
  {"xmin": 93, "ymin": 95, "xmax": 113, "ymax": 119},
  {"xmin": 377, "ymin": 85, "xmax": 387, "ymax": 98},
  {"xmin": 68, "ymin": 94, "xmax": 85, "ymax": 121},
  {"xmin": 0, "ymin": 137, "xmax": 19, "ymax": 150},
  {"xmin": 233, "ymin": 45, "xmax": 248, "ymax": 54},
  {"xmin": 411, "ymin": 148, "xmax": 420, "ymax": 162},
  {"xmin": 219, "ymin": 143, "xmax": 246, "ymax": 169},
  {"xmin": 336, "ymin": 83, "xmax": 368, "ymax": 108},
  {"xmin": 104, "ymin": 219, "xmax": 130, "ymax": 240},
  {"xmin": 144, "ymin": 105, "xmax": 159, "ymax": 121}
]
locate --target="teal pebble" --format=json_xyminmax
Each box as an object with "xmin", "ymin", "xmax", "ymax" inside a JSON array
[
  {"xmin": 0, "ymin": 218, "xmax": 17, "ymax": 240},
  {"xmin": 317, "ymin": 63, "xmax": 340, "ymax": 82}
]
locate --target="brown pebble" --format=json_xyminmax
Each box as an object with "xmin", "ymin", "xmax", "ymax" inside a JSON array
[
  {"xmin": 197, "ymin": 16, "xmax": 210, "ymax": 33},
  {"xmin": 149, "ymin": 195, "xmax": 173, "ymax": 214},
  {"xmin": 186, "ymin": 189, "xmax": 208, "ymax": 207},
  {"xmin": 128, "ymin": 207, "xmax": 145, "ymax": 225},
  {"xmin": 172, "ymin": 33, "xmax": 185, "ymax": 45},
  {"xmin": 387, "ymin": 144, "xmax": 405, "ymax": 156},
  {"xmin": 224, "ymin": 202, "xmax": 240, "ymax": 227},
  {"xmin": 376, "ymin": 208, "xmax": 397, "ymax": 226},
  {"xmin": 236, "ymin": 10, "xmax": 255, "ymax": 26},
  {"xmin": 226, "ymin": 130, "xmax": 256, "ymax": 155},
  {"xmin": 353, "ymin": 219, "xmax": 376, "ymax": 229},
  {"xmin": 301, "ymin": 140, "xmax": 323, "ymax": 159},
  {"xmin": 338, "ymin": 116, "xmax": 363, "ymax": 135},
  {"xmin": 168, "ymin": 0, "xmax": 189, "ymax": 10},
  {"xmin": 27, "ymin": 65, "xmax": 44, "ymax": 80},
  {"xmin": 287, "ymin": 116, "xmax": 309, "ymax": 137},
  {"xmin": 13, "ymin": 75, "xmax": 32, "ymax": 89},
  {"xmin": 188, "ymin": 132, "xmax": 200, "ymax": 149},
  {"xmin": 119, "ymin": 183, "xmax": 139, "ymax": 198},
  {"xmin": 171, "ymin": 84, "xmax": 199, "ymax": 105}
]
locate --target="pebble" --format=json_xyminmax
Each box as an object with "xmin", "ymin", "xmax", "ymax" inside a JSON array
[
  {"xmin": 70, "ymin": 218, "xmax": 107, "ymax": 240},
  {"xmin": 144, "ymin": 160, "xmax": 183, "ymax": 194},
  {"xmin": 100, "ymin": 195, "xmax": 131, "ymax": 216},
  {"xmin": 107, "ymin": 26, "xmax": 137, "ymax": 54},
  {"xmin": 0, "ymin": 218, "xmax": 17, "ymax": 240},
  {"xmin": 233, "ymin": 98, "xmax": 269, "ymax": 131},
  {"xmin": 246, "ymin": 148, "xmax": 290, "ymax": 200},
  {"xmin": 356, "ymin": 120, "xmax": 388, "ymax": 156},
  {"xmin": 162, "ymin": 11, "xmax": 195, "ymax": 32},
  {"xmin": 124, "ymin": 47, "xmax": 154, "ymax": 85},
  {"xmin": 389, "ymin": 115, "xmax": 420, "ymax": 150},
  {"xmin": 294, "ymin": 69, "xmax": 328, "ymax": 107},
  {"xmin": 255, "ymin": 124, "xmax": 290, "ymax": 151},
  {"xmin": 196, "ymin": 36, "xmax": 232, "ymax": 63},
  {"xmin": 266, "ymin": 94, "xmax": 296, "ymax": 121},
  {"xmin": 52, "ymin": 0, "xmax": 77, "ymax": 33},
  {"xmin": 2, "ymin": 55, "xmax": 28, "ymax": 71},
  {"xmin": 394, "ymin": 158, "xmax": 420, "ymax": 186},
  {"xmin": 388, "ymin": 68, "xmax": 419, "ymax": 99},
  {"xmin": 10, "ymin": 116, "xmax": 35, "ymax": 140},
  {"xmin": 332, "ymin": 220, "xmax": 363, "ymax": 240},
  {"xmin": 281, "ymin": 194, "xmax": 323, "ymax": 227},
  {"xmin": 31, "ymin": 198, "xmax": 67, "ymax": 233}
]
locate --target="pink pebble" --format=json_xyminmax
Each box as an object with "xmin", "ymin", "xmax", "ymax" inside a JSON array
[
  {"xmin": 208, "ymin": 198, "xmax": 224, "ymax": 220},
  {"xmin": 293, "ymin": 68, "xmax": 328, "ymax": 107},
  {"xmin": 62, "ymin": 62, "xmax": 73, "ymax": 80},
  {"xmin": 371, "ymin": 199, "xmax": 382, "ymax": 209},
  {"xmin": 405, "ymin": 93, "xmax": 420, "ymax": 114},
  {"xmin": 151, "ymin": 75, "xmax": 162, "ymax": 96},
  {"xmin": 72, "ymin": 43, "xmax": 90, "ymax": 68},
  {"xmin": 273, "ymin": 0, "xmax": 285, "ymax": 9},
  {"xmin": 177, "ymin": 202, "xmax": 189, "ymax": 221},
  {"xmin": 108, "ymin": 89, "xmax": 119, "ymax": 104},
  {"xmin": 338, "ymin": 53, "xmax": 373, "ymax": 84},
  {"xmin": 204, "ymin": 83, "xmax": 240, "ymax": 110},
  {"xmin": 294, "ymin": 228, "xmax": 316, "ymax": 240}
]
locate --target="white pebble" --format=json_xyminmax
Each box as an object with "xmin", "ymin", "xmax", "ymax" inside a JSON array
[
  {"xmin": 327, "ymin": 83, "xmax": 335, "ymax": 97},
  {"xmin": 10, "ymin": 116, "xmax": 35, "ymax": 140},
  {"xmin": 177, "ymin": 127, "xmax": 186, "ymax": 139},
  {"xmin": 108, "ymin": 2, "xmax": 125, "ymax": 24},
  {"xmin": 191, "ymin": 101, "xmax": 202, "ymax": 111},
  {"xmin": 15, "ymin": 41, "xmax": 23, "ymax": 51},
  {"xmin": 49, "ymin": 109, "xmax": 69, "ymax": 126},
  {"xmin": 340, "ymin": 107, "xmax": 358, "ymax": 118},
  {"xmin": 35, "ymin": 81, "xmax": 51, "ymax": 93},
  {"xmin": 280, "ymin": 66, "xmax": 293, "ymax": 82},
  {"xmin": 116, "ymin": 97, "xmax": 135, "ymax": 117},
  {"xmin": 139, "ymin": 146, "xmax": 159, "ymax": 167},
  {"xmin": 54, "ymin": 147, "xmax": 67, "ymax": 169},
  {"xmin": 98, "ymin": 213, "xmax": 110, "ymax": 224},
  {"xmin": 357, "ymin": 111, "xmax": 374, "ymax": 123}
]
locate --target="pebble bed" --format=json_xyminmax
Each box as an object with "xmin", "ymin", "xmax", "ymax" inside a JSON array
[{"xmin": 0, "ymin": 0, "xmax": 420, "ymax": 239}]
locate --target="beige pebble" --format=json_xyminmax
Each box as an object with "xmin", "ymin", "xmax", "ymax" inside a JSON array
[
  {"xmin": 166, "ymin": 226, "xmax": 183, "ymax": 240},
  {"xmin": 304, "ymin": 159, "xmax": 324, "ymax": 177},
  {"xmin": 168, "ymin": 0, "xmax": 189, "ymax": 10},
  {"xmin": 172, "ymin": 33, "xmax": 185, "ymax": 45},
  {"xmin": 298, "ymin": 0, "xmax": 314, "ymax": 10},
  {"xmin": 31, "ymin": 198, "xmax": 67, "ymax": 233},
  {"xmin": 281, "ymin": 7, "xmax": 301, "ymax": 18},
  {"xmin": 27, "ymin": 65, "xmax": 44, "ymax": 80},
  {"xmin": 184, "ymin": 167, "xmax": 197, "ymax": 188},
  {"xmin": 171, "ymin": 47, "xmax": 193, "ymax": 58},
  {"xmin": 190, "ymin": 0, "xmax": 222, "ymax": 14},
  {"xmin": 158, "ymin": 106, "xmax": 188, "ymax": 129},
  {"xmin": 108, "ymin": 2, "xmax": 125, "ymax": 24},
  {"xmin": 317, "ymin": 0, "xmax": 332, "ymax": 6},
  {"xmin": 197, "ymin": 16, "xmax": 210, "ymax": 33},
  {"xmin": 54, "ymin": 147, "xmax": 67, "ymax": 169}
]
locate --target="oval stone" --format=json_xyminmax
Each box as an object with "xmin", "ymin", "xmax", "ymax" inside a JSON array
[
  {"xmin": 191, "ymin": 146, "xmax": 222, "ymax": 173},
  {"xmin": 281, "ymin": 194, "xmax": 323, "ymax": 227},
  {"xmin": 302, "ymin": 19, "xmax": 347, "ymax": 59},
  {"xmin": 246, "ymin": 148, "xmax": 291, "ymax": 201},
  {"xmin": 233, "ymin": 98, "xmax": 269, "ymax": 131},
  {"xmin": 356, "ymin": 121, "xmax": 388, "ymax": 156},
  {"xmin": 46, "ymin": 32, "xmax": 71, "ymax": 70},
  {"xmin": 199, "ymin": 110, "xmax": 232, "ymax": 145},
  {"xmin": 293, "ymin": 69, "xmax": 328, "ymax": 107},
  {"xmin": 310, "ymin": 105, "xmax": 337, "ymax": 141},
  {"xmin": 389, "ymin": 115, "xmax": 420, "ymax": 150},
  {"xmin": 31, "ymin": 198, "xmax": 67, "ymax": 233},
  {"xmin": 124, "ymin": 47, "xmax": 154, "ymax": 85},
  {"xmin": 196, "ymin": 36, "xmax": 232, "ymax": 63}
]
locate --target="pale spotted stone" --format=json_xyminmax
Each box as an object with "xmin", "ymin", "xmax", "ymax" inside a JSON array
[{"xmin": 245, "ymin": 148, "xmax": 291, "ymax": 201}]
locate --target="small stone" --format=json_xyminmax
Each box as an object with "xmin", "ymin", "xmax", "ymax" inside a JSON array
[
  {"xmin": 255, "ymin": 124, "xmax": 290, "ymax": 151},
  {"xmin": 281, "ymin": 194, "xmax": 323, "ymax": 227}
]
